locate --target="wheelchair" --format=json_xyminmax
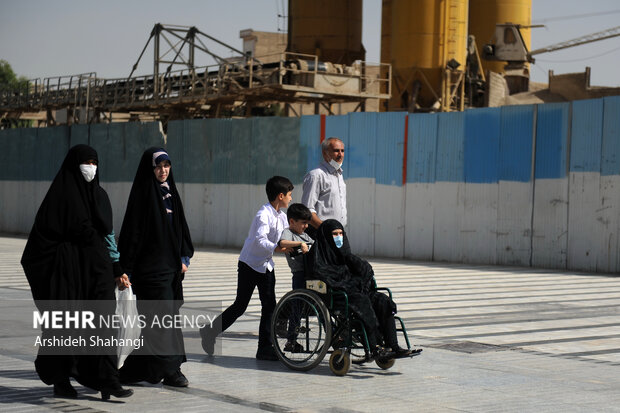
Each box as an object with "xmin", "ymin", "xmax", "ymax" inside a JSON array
[{"xmin": 270, "ymin": 279, "xmax": 416, "ymax": 376}]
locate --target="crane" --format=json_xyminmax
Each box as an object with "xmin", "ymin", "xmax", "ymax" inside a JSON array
[
  {"xmin": 483, "ymin": 23, "xmax": 620, "ymax": 64},
  {"xmin": 528, "ymin": 25, "xmax": 620, "ymax": 59}
]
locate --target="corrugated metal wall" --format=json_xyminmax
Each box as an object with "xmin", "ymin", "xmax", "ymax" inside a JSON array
[
  {"xmin": 497, "ymin": 105, "xmax": 535, "ymax": 265},
  {"xmin": 2, "ymin": 96, "xmax": 620, "ymax": 272}
]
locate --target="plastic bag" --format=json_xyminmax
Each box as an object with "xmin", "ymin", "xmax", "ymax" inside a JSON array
[{"xmin": 115, "ymin": 285, "xmax": 141, "ymax": 369}]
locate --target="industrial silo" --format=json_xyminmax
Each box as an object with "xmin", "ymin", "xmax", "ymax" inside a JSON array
[
  {"xmin": 287, "ymin": 0, "xmax": 365, "ymax": 65},
  {"xmin": 469, "ymin": 0, "xmax": 532, "ymax": 75},
  {"xmin": 385, "ymin": 0, "xmax": 469, "ymax": 110}
]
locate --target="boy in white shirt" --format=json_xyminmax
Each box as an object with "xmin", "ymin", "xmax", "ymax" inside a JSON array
[{"xmin": 201, "ymin": 176, "xmax": 293, "ymax": 360}]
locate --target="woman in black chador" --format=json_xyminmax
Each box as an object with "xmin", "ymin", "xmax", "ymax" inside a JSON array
[
  {"xmin": 310, "ymin": 219, "xmax": 418, "ymax": 361},
  {"xmin": 118, "ymin": 148, "xmax": 193, "ymax": 387},
  {"xmin": 21, "ymin": 144, "xmax": 133, "ymax": 400}
]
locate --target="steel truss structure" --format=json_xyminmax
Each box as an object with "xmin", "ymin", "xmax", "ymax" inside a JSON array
[{"xmin": 0, "ymin": 24, "xmax": 390, "ymax": 126}]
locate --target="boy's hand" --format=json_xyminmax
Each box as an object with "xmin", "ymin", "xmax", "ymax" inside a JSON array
[{"xmin": 300, "ymin": 242, "xmax": 309, "ymax": 254}]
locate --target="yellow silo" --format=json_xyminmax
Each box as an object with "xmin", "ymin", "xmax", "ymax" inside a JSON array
[
  {"xmin": 469, "ymin": 0, "xmax": 532, "ymax": 74},
  {"xmin": 386, "ymin": 0, "xmax": 469, "ymax": 110},
  {"xmin": 287, "ymin": 0, "xmax": 365, "ymax": 66}
]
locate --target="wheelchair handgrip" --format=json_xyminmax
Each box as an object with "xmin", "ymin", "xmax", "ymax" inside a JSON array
[
  {"xmin": 288, "ymin": 247, "xmax": 304, "ymax": 257},
  {"xmin": 374, "ymin": 287, "xmax": 393, "ymax": 299}
]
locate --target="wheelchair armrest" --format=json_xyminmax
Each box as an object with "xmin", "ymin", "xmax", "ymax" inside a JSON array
[
  {"xmin": 305, "ymin": 279, "xmax": 327, "ymax": 294},
  {"xmin": 305, "ymin": 280, "xmax": 350, "ymax": 318},
  {"xmin": 374, "ymin": 287, "xmax": 393, "ymax": 299}
]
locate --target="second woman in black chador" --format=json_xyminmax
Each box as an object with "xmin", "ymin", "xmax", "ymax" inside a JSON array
[{"xmin": 118, "ymin": 147, "xmax": 194, "ymax": 387}]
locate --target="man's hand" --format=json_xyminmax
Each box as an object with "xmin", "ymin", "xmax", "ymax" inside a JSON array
[{"xmin": 310, "ymin": 212, "xmax": 322, "ymax": 229}]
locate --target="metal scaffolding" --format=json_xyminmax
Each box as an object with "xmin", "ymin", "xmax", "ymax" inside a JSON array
[{"xmin": 0, "ymin": 24, "xmax": 390, "ymax": 126}]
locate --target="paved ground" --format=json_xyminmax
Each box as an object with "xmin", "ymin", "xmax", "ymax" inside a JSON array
[{"xmin": 0, "ymin": 235, "xmax": 619, "ymax": 412}]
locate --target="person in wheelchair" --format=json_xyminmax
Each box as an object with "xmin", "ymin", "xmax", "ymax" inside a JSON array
[{"xmin": 310, "ymin": 219, "xmax": 419, "ymax": 361}]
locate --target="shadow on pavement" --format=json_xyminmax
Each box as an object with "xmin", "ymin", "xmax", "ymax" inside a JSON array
[{"xmin": 187, "ymin": 352, "xmax": 403, "ymax": 379}]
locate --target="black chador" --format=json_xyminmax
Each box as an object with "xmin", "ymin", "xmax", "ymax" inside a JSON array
[
  {"xmin": 21, "ymin": 144, "xmax": 127, "ymax": 397},
  {"xmin": 310, "ymin": 219, "xmax": 406, "ymax": 353},
  {"xmin": 118, "ymin": 147, "xmax": 193, "ymax": 384},
  {"xmin": 309, "ymin": 219, "xmax": 383, "ymax": 349}
]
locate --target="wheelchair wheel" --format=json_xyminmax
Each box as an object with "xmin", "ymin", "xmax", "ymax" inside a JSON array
[
  {"xmin": 375, "ymin": 358, "xmax": 395, "ymax": 370},
  {"xmin": 271, "ymin": 290, "xmax": 332, "ymax": 371},
  {"xmin": 329, "ymin": 349, "xmax": 351, "ymax": 376}
]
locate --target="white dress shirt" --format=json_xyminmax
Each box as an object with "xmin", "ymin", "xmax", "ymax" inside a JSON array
[
  {"xmin": 239, "ymin": 202, "xmax": 289, "ymax": 273},
  {"xmin": 301, "ymin": 160, "xmax": 347, "ymax": 227}
]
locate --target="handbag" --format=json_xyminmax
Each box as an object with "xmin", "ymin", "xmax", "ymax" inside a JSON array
[{"xmin": 115, "ymin": 285, "xmax": 141, "ymax": 369}]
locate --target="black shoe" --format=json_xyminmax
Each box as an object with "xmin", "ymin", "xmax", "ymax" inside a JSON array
[
  {"xmin": 283, "ymin": 340, "xmax": 304, "ymax": 353},
  {"xmin": 163, "ymin": 370, "xmax": 189, "ymax": 387},
  {"xmin": 101, "ymin": 386, "xmax": 133, "ymax": 401},
  {"xmin": 392, "ymin": 346, "xmax": 413, "ymax": 358},
  {"xmin": 256, "ymin": 346, "xmax": 279, "ymax": 361},
  {"xmin": 200, "ymin": 326, "xmax": 216, "ymax": 355},
  {"xmin": 372, "ymin": 346, "xmax": 394, "ymax": 363},
  {"xmin": 331, "ymin": 335, "xmax": 346, "ymax": 349},
  {"xmin": 53, "ymin": 379, "xmax": 77, "ymax": 399},
  {"xmin": 353, "ymin": 346, "xmax": 386, "ymax": 365}
]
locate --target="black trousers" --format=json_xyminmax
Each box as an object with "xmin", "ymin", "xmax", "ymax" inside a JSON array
[{"xmin": 216, "ymin": 261, "xmax": 276, "ymax": 349}]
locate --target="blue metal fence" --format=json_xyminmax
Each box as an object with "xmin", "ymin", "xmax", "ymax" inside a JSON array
[
  {"xmin": 3, "ymin": 97, "xmax": 620, "ymax": 186},
  {"xmin": 3, "ymin": 96, "xmax": 620, "ymax": 270}
]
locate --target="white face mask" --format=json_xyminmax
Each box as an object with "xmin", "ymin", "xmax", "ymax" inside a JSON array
[
  {"xmin": 329, "ymin": 159, "xmax": 342, "ymax": 171},
  {"xmin": 79, "ymin": 164, "xmax": 97, "ymax": 182}
]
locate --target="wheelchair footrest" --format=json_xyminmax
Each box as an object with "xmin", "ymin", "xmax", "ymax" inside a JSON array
[{"xmin": 352, "ymin": 356, "xmax": 371, "ymax": 365}]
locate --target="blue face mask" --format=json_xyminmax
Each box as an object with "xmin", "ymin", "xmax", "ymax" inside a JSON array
[{"xmin": 333, "ymin": 235, "xmax": 344, "ymax": 248}]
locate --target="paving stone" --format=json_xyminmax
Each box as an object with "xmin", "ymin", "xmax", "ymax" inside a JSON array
[{"xmin": 1, "ymin": 235, "xmax": 619, "ymax": 412}]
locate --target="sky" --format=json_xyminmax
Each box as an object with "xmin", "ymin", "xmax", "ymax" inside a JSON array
[{"xmin": 1, "ymin": 0, "xmax": 620, "ymax": 87}]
